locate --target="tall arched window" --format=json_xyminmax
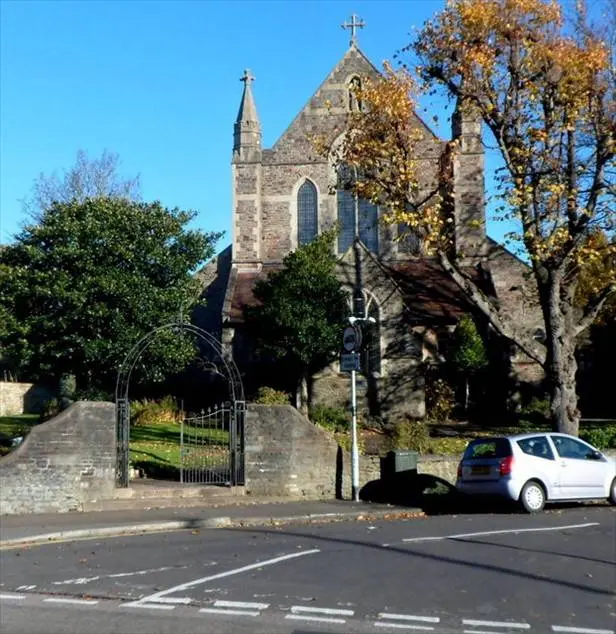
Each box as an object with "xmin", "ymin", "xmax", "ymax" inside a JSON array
[
  {"xmin": 349, "ymin": 76, "xmax": 362, "ymax": 111},
  {"xmin": 337, "ymin": 166, "xmax": 378, "ymax": 254},
  {"xmin": 297, "ymin": 180, "xmax": 318, "ymax": 245}
]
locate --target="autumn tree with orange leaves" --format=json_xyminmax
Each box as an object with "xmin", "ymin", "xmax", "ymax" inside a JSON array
[{"xmin": 334, "ymin": 0, "xmax": 615, "ymax": 435}]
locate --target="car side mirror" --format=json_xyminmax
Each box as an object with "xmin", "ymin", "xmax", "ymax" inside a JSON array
[{"xmin": 587, "ymin": 450, "xmax": 603, "ymax": 461}]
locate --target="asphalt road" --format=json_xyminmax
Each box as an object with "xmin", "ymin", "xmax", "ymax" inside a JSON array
[{"xmin": 1, "ymin": 506, "xmax": 615, "ymax": 634}]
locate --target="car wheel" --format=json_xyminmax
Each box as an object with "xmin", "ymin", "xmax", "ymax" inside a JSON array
[
  {"xmin": 520, "ymin": 480, "xmax": 546, "ymax": 513},
  {"xmin": 609, "ymin": 478, "xmax": 616, "ymax": 505}
]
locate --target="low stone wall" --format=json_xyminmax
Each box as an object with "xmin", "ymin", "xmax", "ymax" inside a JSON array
[
  {"xmin": 244, "ymin": 405, "xmax": 459, "ymax": 498},
  {"xmin": 0, "ymin": 382, "xmax": 54, "ymax": 416},
  {"xmin": 0, "ymin": 402, "xmax": 116, "ymax": 515}
]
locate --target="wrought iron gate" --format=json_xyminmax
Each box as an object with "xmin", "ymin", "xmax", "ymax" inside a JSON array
[
  {"xmin": 180, "ymin": 401, "xmax": 245, "ymax": 485},
  {"xmin": 115, "ymin": 323, "xmax": 245, "ymax": 487}
]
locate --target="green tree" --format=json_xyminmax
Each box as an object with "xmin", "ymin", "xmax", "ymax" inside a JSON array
[
  {"xmin": 449, "ymin": 315, "xmax": 489, "ymax": 414},
  {"xmin": 331, "ymin": 0, "xmax": 615, "ymax": 435},
  {"xmin": 0, "ymin": 197, "xmax": 221, "ymax": 393},
  {"xmin": 244, "ymin": 231, "xmax": 349, "ymax": 414}
]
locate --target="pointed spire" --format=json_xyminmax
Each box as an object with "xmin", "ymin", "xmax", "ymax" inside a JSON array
[
  {"xmin": 236, "ymin": 69, "xmax": 258, "ymax": 124},
  {"xmin": 233, "ymin": 69, "xmax": 261, "ymax": 157}
]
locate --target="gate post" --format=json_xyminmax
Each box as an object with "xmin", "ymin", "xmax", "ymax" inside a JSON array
[{"xmin": 116, "ymin": 397, "xmax": 130, "ymax": 487}]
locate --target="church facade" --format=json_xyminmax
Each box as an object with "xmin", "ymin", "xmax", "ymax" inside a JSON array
[{"xmin": 196, "ymin": 34, "xmax": 543, "ymax": 421}]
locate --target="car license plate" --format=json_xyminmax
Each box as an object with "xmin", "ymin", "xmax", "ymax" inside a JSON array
[{"xmin": 471, "ymin": 465, "xmax": 490, "ymax": 475}]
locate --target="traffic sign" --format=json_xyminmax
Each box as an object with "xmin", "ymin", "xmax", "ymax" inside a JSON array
[
  {"xmin": 340, "ymin": 351, "xmax": 361, "ymax": 372},
  {"xmin": 342, "ymin": 325, "xmax": 362, "ymax": 352}
]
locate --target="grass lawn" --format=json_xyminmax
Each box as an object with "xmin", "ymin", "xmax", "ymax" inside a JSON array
[
  {"xmin": 0, "ymin": 414, "xmax": 40, "ymax": 438},
  {"xmin": 129, "ymin": 420, "xmax": 230, "ymax": 480}
]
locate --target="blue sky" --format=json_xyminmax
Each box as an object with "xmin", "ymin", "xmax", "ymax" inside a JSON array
[{"xmin": 1, "ymin": 0, "xmax": 508, "ymax": 252}]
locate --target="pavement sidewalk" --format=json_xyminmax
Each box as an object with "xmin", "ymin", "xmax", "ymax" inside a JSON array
[{"xmin": 0, "ymin": 498, "xmax": 424, "ymax": 548}]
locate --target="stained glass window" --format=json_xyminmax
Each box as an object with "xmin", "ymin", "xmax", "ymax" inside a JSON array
[{"xmin": 297, "ymin": 180, "xmax": 318, "ymax": 245}]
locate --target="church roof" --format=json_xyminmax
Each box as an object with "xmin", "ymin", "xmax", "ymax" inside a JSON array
[{"xmin": 224, "ymin": 259, "xmax": 491, "ymax": 326}]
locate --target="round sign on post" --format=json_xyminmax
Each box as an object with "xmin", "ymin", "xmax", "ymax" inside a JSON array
[{"xmin": 342, "ymin": 325, "xmax": 362, "ymax": 352}]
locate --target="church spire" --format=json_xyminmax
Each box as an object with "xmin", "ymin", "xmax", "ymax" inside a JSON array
[{"xmin": 233, "ymin": 69, "xmax": 261, "ymax": 159}]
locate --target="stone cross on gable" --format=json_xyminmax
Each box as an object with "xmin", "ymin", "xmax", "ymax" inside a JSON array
[
  {"xmin": 341, "ymin": 13, "xmax": 365, "ymax": 46},
  {"xmin": 240, "ymin": 69, "xmax": 255, "ymax": 85}
]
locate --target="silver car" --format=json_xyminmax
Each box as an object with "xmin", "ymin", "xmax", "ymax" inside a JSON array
[{"xmin": 456, "ymin": 433, "xmax": 616, "ymax": 512}]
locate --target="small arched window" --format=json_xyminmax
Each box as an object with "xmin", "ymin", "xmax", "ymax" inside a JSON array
[
  {"xmin": 397, "ymin": 223, "xmax": 421, "ymax": 255},
  {"xmin": 349, "ymin": 76, "xmax": 362, "ymax": 111},
  {"xmin": 297, "ymin": 180, "xmax": 318, "ymax": 245}
]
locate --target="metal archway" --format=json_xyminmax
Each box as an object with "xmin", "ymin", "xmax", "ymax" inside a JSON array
[{"xmin": 115, "ymin": 323, "xmax": 245, "ymax": 487}]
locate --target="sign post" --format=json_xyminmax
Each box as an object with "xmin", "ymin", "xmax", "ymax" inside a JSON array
[{"xmin": 341, "ymin": 324, "xmax": 362, "ymax": 502}]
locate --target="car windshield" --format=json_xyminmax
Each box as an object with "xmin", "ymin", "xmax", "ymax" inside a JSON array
[{"xmin": 464, "ymin": 438, "xmax": 512, "ymax": 460}]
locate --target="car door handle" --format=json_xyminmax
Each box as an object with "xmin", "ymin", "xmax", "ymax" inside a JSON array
[{"xmin": 560, "ymin": 462, "xmax": 567, "ymax": 467}]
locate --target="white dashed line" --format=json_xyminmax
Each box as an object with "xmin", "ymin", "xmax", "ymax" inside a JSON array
[
  {"xmin": 200, "ymin": 607, "xmax": 261, "ymax": 617},
  {"xmin": 215, "ymin": 600, "xmax": 270, "ymax": 610},
  {"xmin": 0, "ymin": 593, "xmax": 26, "ymax": 600},
  {"xmin": 290, "ymin": 605, "xmax": 354, "ymax": 616},
  {"xmin": 53, "ymin": 566, "xmax": 175, "ymax": 585},
  {"xmin": 375, "ymin": 623, "xmax": 435, "ymax": 631},
  {"xmin": 379, "ymin": 613, "xmax": 440, "ymax": 623},
  {"xmin": 552, "ymin": 625, "xmax": 616, "ymax": 634},
  {"xmin": 122, "ymin": 602, "xmax": 175, "ymax": 610},
  {"xmin": 285, "ymin": 614, "xmax": 347, "ymax": 624},
  {"xmin": 43, "ymin": 598, "xmax": 99, "ymax": 606},
  {"xmin": 463, "ymin": 619, "xmax": 531, "ymax": 629},
  {"xmin": 150, "ymin": 597, "xmax": 191, "ymax": 604},
  {"xmin": 401, "ymin": 523, "xmax": 599, "ymax": 544},
  {"xmin": 16, "ymin": 585, "xmax": 36, "ymax": 591}
]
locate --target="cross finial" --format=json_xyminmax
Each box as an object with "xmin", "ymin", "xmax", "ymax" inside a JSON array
[
  {"xmin": 240, "ymin": 69, "xmax": 255, "ymax": 85},
  {"xmin": 341, "ymin": 13, "xmax": 365, "ymax": 46}
]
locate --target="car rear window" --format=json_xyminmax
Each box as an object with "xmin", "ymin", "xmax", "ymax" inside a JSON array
[{"xmin": 464, "ymin": 438, "xmax": 512, "ymax": 460}]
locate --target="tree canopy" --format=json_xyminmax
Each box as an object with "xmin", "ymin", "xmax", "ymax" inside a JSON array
[
  {"xmin": 332, "ymin": 0, "xmax": 615, "ymax": 434},
  {"xmin": 0, "ymin": 197, "xmax": 221, "ymax": 393},
  {"xmin": 244, "ymin": 231, "xmax": 349, "ymax": 410}
]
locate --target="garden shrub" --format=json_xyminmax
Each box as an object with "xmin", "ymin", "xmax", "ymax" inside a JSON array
[
  {"xmin": 310, "ymin": 405, "xmax": 349, "ymax": 432},
  {"xmin": 425, "ymin": 376, "xmax": 455, "ymax": 422},
  {"xmin": 580, "ymin": 425, "xmax": 616, "ymax": 450},
  {"xmin": 254, "ymin": 386, "xmax": 290, "ymax": 405},
  {"xmin": 389, "ymin": 417, "xmax": 431, "ymax": 454},
  {"xmin": 130, "ymin": 396, "xmax": 179, "ymax": 427}
]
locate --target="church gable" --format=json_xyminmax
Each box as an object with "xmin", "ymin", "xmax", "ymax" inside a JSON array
[{"xmin": 267, "ymin": 47, "xmax": 380, "ymax": 163}]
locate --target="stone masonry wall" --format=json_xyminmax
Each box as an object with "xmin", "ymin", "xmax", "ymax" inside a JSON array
[
  {"xmin": 0, "ymin": 402, "xmax": 116, "ymax": 515},
  {"xmin": 0, "ymin": 382, "xmax": 54, "ymax": 416}
]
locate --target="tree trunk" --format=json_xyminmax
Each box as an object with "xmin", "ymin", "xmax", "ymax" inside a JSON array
[
  {"xmin": 542, "ymin": 271, "xmax": 581, "ymax": 436},
  {"xmin": 464, "ymin": 377, "xmax": 469, "ymax": 415}
]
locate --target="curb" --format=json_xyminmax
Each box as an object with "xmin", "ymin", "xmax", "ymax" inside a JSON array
[{"xmin": 0, "ymin": 509, "xmax": 425, "ymax": 548}]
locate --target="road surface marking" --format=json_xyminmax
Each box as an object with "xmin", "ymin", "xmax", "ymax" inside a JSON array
[
  {"xmin": 53, "ymin": 566, "xmax": 175, "ymax": 585},
  {"xmin": 16, "ymin": 585, "xmax": 36, "ymax": 591},
  {"xmin": 122, "ymin": 602, "xmax": 175, "ymax": 610},
  {"xmin": 402, "ymin": 523, "xmax": 599, "ymax": 543},
  {"xmin": 151, "ymin": 597, "xmax": 191, "ymax": 604},
  {"xmin": 125, "ymin": 548, "xmax": 320, "ymax": 607},
  {"xmin": 215, "ymin": 600, "xmax": 270, "ymax": 610},
  {"xmin": 285, "ymin": 614, "xmax": 347, "ymax": 624},
  {"xmin": 379, "ymin": 613, "xmax": 440, "ymax": 623},
  {"xmin": 463, "ymin": 619, "xmax": 531, "ymax": 629},
  {"xmin": 200, "ymin": 607, "xmax": 260, "ymax": 617},
  {"xmin": 0, "ymin": 593, "xmax": 26, "ymax": 600},
  {"xmin": 552, "ymin": 625, "xmax": 615, "ymax": 634},
  {"xmin": 43, "ymin": 598, "xmax": 99, "ymax": 606},
  {"xmin": 290, "ymin": 605, "xmax": 354, "ymax": 616},
  {"xmin": 376, "ymin": 623, "xmax": 434, "ymax": 631}
]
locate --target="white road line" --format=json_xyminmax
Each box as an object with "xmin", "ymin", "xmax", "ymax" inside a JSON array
[
  {"xmin": 215, "ymin": 600, "xmax": 270, "ymax": 610},
  {"xmin": 285, "ymin": 614, "xmax": 347, "ymax": 624},
  {"xmin": 463, "ymin": 619, "xmax": 531, "ymax": 629},
  {"xmin": 150, "ymin": 597, "xmax": 192, "ymax": 604},
  {"xmin": 464, "ymin": 630, "xmax": 512, "ymax": 634},
  {"xmin": 53, "ymin": 566, "xmax": 175, "ymax": 585},
  {"xmin": 16, "ymin": 585, "xmax": 36, "ymax": 591},
  {"xmin": 375, "ymin": 623, "xmax": 435, "ymax": 631},
  {"xmin": 402, "ymin": 522, "xmax": 599, "ymax": 544},
  {"xmin": 122, "ymin": 603, "xmax": 175, "ymax": 610},
  {"xmin": 0, "ymin": 593, "xmax": 26, "ymax": 600},
  {"xmin": 126, "ymin": 548, "xmax": 320, "ymax": 607},
  {"xmin": 199, "ymin": 607, "xmax": 260, "ymax": 617},
  {"xmin": 379, "ymin": 613, "xmax": 440, "ymax": 623},
  {"xmin": 552, "ymin": 625, "xmax": 616, "ymax": 634},
  {"xmin": 43, "ymin": 598, "xmax": 99, "ymax": 606},
  {"xmin": 290, "ymin": 605, "xmax": 354, "ymax": 616}
]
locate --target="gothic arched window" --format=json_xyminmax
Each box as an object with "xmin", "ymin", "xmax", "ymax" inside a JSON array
[
  {"xmin": 397, "ymin": 223, "xmax": 421, "ymax": 255},
  {"xmin": 297, "ymin": 180, "xmax": 318, "ymax": 245},
  {"xmin": 336, "ymin": 166, "xmax": 378, "ymax": 254}
]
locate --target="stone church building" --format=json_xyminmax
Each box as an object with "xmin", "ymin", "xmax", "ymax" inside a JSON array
[{"xmin": 196, "ymin": 30, "xmax": 543, "ymax": 421}]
